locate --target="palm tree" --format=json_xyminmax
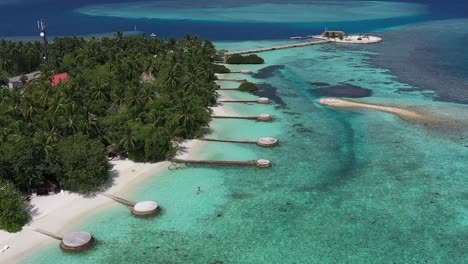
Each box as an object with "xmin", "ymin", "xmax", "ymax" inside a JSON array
[
  {"xmin": 119, "ymin": 132, "xmax": 137, "ymax": 154},
  {"xmin": 81, "ymin": 110, "xmax": 100, "ymax": 137},
  {"xmin": 0, "ymin": 127, "xmax": 11, "ymax": 143},
  {"xmin": 33, "ymin": 132, "xmax": 54, "ymax": 158},
  {"xmin": 58, "ymin": 103, "xmax": 81, "ymax": 135},
  {"xmin": 110, "ymin": 86, "xmax": 127, "ymax": 113}
]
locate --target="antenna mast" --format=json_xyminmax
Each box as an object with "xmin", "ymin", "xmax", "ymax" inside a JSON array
[{"xmin": 37, "ymin": 19, "xmax": 49, "ymax": 66}]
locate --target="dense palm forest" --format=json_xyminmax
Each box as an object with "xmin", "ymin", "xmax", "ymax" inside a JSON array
[{"xmin": 0, "ymin": 34, "xmax": 219, "ymax": 231}]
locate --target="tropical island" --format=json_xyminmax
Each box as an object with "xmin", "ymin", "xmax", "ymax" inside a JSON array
[
  {"xmin": 0, "ymin": 34, "xmax": 221, "ymax": 232},
  {"xmin": 311, "ymin": 30, "xmax": 383, "ymax": 44}
]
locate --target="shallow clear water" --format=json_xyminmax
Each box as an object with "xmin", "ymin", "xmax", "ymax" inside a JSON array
[
  {"xmin": 7, "ymin": 0, "xmax": 467, "ymax": 263},
  {"xmin": 26, "ymin": 39, "xmax": 468, "ymax": 263},
  {"xmin": 1, "ymin": 0, "xmax": 466, "ymax": 40},
  {"xmin": 76, "ymin": 1, "xmax": 427, "ymax": 23}
]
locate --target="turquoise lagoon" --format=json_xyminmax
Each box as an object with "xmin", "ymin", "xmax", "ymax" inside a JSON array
[
  {"xmin": 76, "ymin": 1, "xmax": 427, "ymax": 23},
  {"xmin": 26, "ymin": 38, "xmax": 468, "ymax": 263}
]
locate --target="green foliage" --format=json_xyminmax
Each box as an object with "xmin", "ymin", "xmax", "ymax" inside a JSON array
[
  {"xmin": 55, "ymin": 135, "xmax": 110, "ymax": 194},
  {"xmin": 209, "ymin": 64, "xmax": 230, "ymax": 73},
  {"xmin": 0, "ymin": 40, "xmax": 43, "ymax": 76},
  {"xmin": 0, "ymin": 137, "xmax": 47, "ymax": 193},
  {"xmin": 226, "ymin": 54, "xmax": 264, "ymax": 64},
  {"xmin": 0, "ymin": 179, "xmax": 29, "ymax": 232},
  {"xmin": 125, "ymin": 122, "xmax": 175, "ymax": 162},
  {"xmin": 238, "ymin": 81, "xmax": 259, "ymax": 92},
  {"xmin": 0, "ymin": 34, "xmax": 219, "ymax": 201},
  {"xmin": 0, "ymin": 70, "xmax": 8, "ymax": 85}
]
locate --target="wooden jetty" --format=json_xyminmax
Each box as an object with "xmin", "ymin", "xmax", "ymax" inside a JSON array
[
  {"xmin": 199, "ymin": 136, "xmax": 278, "ymax": 147},
  {"xmin": 218, "ymin": 100, "xmax": 257, "ymax": 103},
  {"xmin": 218, "ymin": 88, "xmax": 240, "ymax": 91},
  {"xmin": 225, "ymin": 40, "xmax": 330, "ymax": 55},
  {"xmin": 199, "ymin": 137, "xmax": 257, "ymax": 144},
  {"xmin": 102, "ymin": 193, "xmax": 161, "ymax": 217},
  {"xmin": 212, "ymin": 115, "xmax": 256, "ymax": 120},
  {"xmin": 171, "ymin": 158, "xmax": 272, "ymax": 168},
  {"xmin": 230, "ymin": 70, "xmax": 253, "ymax": 74},
  {"xmin": 29, "ymin": 227, "xmax": 62, "ymax": 241},
  {"xmin": 29, "ymin": 227, "xmax": 96, "ymax": 252},
  {"xmin": 102, "ymin": 193, "xmax": 135, "ymax": 207},
  {"xmin": 217, "ymin": 78, "xmax": 247, "ymax": 82},
  {"xmin": 212, "ymin": 114, "xmax": 273, "ymax": 121},
  {"xmin": 171, "ymin": 158, "xmax": 255, "ymax": 167},
  {"xmin": 219, "ymin": 97, "xmax": 271, "ymax": 104}
]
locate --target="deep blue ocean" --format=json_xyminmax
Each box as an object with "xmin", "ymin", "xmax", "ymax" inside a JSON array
[
  {"xmin": 2, "ymin": 0, "xmax": 466, "ymax": 103},
  {"xmin": 2, "ymin": 1, "xmax": 468, "ymax": 263},
  {"xmin": 0, "ymin": 0, "xmax": 467, "ymax": 40}
]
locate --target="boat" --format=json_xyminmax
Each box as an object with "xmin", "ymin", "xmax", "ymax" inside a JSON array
[{"xmin": 150, "ymin": 33, "xmax": 157, "ymax": 38}]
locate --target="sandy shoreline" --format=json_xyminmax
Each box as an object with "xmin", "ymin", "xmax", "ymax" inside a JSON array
[
  {"xmin": 318, "ymin": 97, "xmax": 434, "ymax": 123},
  {"xmin": 0, "ymin": 160, "xmax": 171, "ymax": 263},
  {"xmin": 0, "ymin": 69, "xmax": 243, "ymax": 264}
]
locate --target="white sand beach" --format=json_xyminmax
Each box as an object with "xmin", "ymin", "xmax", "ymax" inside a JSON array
[
  {"xmin": 0, "ymin": 160, "xmax": 170, "ymax": 263},
  {"xmin": 0, "ymin": 67, "xmax": 246, "ymax": 264},
  {"xmin": 318, "ymin": 97, "xmax": 432, "ymax": 122},
  {"xmin": 312, "ymin": 35, "xmax": 383, "ymax": 44}
]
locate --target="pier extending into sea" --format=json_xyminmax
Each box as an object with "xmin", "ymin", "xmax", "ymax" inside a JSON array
[
  {"xmin": 224, "ymin": 34, "xmax": 382, "ymax": 55},
  {"xmin": 225, "ymin": 40, "xmax": 330, "ymax": 55},
  {"xmin": 171, "ymin": 158, "xmax": 272, "ymax": 168},
  {"xmin": 199, "ymin": 136, "xmax": 278, "ymax": 147}
]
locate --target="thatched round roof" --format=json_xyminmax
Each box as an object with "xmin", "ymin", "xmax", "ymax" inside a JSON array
[
  {"xmin": 256, "ymin": 159, "xmax": 272, "ymax": 168},
  {"xmin": 132, "ymin": 201, "xmax": 160, "ymax": 217},
  {"xmin": 62, "ymin": 232, "xmax": 92, "ymax": 248},
  {"xmin": 257, "ymin": 114, "xmax": 273, "ymax": 121},
  {"xmin": 257, "ymin": 97, "xmax": 271, "ymax": 104},
  {"xmin": 257, "ymin": 137, "xmax": 278, "ymax": 147},
  {"xmin": 60, "ymin": 231, "xmax": 95, "ymax": 252},
  {"xmin": 134, "ymin": 201, "xmax": 158, "ymax": 212}
]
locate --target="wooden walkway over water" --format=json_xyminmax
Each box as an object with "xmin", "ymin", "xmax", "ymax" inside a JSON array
[
  {"xmin": 225, "ymin": 40, "xmax": 330, "ymax": 55},
  {"xmin": 212, "ymin": 115, "xmax": 258, "ymax": 120},
  {"xmin": 218, "ymin": 88, "xmax": 240, "ymax": 91},
  {"xmin": 218, "ymin": 100, "xmax": 258, "ymax": 103},
  {"xmin": 29, "ymin": 227, "xmax": 62, "ymax": 240},
  {"xmin": 199, "ymin": 137, "xmax": 257, "ymax": 144},
  {"xmin": 217, "ymin": 78, "xmax": 246, "ymax": 82},
  {"xmin": 102, "ymin": 193, "xmax": 136, "ymax": 207},
  {"xmin": 171, "ymin": 158, "xmax": 257, "ymax": 167}
]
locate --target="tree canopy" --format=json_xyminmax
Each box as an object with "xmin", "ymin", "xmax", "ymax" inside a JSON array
[
  {"xmin": 238, "ymin": 81, "xmax": 259, "ymax": 92},
  {"xmin": 226, "ymin": 54, "xmax": 264, "ymax": 64},
  {"xmin": 0, "ymin": 179, "xmax": 29, "ymax": 232},
  {"xmin": 0, "ymin": 33, "xmax": 220, "ymax": 231},
  {"xmin": 0, "ymin": 33, "xmax": 218, "ymax": 208}
]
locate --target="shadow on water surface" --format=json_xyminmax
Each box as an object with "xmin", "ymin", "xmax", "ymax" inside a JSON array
[
  {"xmin": 255, "ymin": 83, "xmax": 286, "ymax": 106},
  {"xmin": 309, "ymin": 83, "xmax": 373, "ymax": 98},
  {"xmin": 252, "ymin": 65, "xmax": 285, "ymax": 79}
]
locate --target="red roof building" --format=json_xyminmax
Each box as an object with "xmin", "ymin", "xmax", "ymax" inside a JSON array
[{"xmin": 51, "ymin": 73, "xmax": 69, "ymax": 87}]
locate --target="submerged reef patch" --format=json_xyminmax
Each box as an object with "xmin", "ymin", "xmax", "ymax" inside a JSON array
[
  {"xmin": 310, "ymin": 82, "xmax": 330, "ymax": 87},
  {"xmin": 309, "ymin": 84, "xmax": 373, "ymax": 98},
  {"xmin": 252, "ymin": 65, "xmax": 285, "ymax": 79},
  {"xmin": 256, "ymin": 83, "xmax": 286, "ymax": 105}
]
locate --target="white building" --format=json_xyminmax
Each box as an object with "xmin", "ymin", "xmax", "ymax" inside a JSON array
[{"xmin": 7, "ymin": 71, "xmax": 42, "ymax": 89}]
